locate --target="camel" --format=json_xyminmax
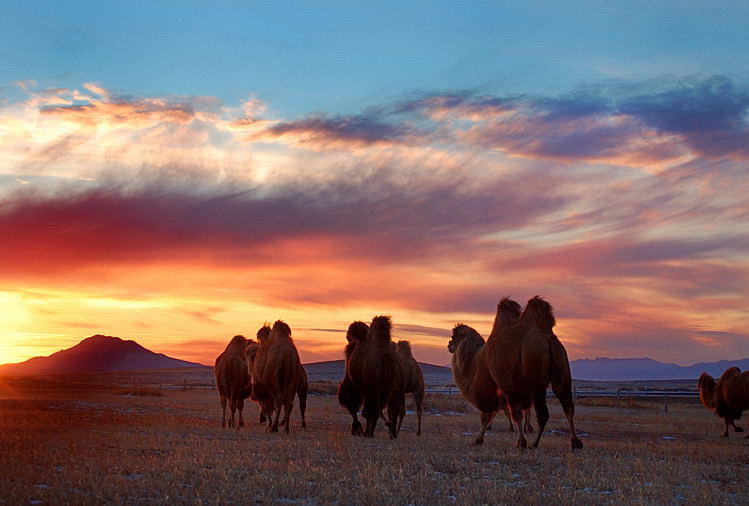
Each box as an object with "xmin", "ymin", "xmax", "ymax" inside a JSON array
[
  {"xmin": 485, "ymin": 296, "xmax": 582, "ymax": 450},
  {"xmin": 447, "ymin": 296, "xmax": 534, "ymax": 444},
  {"xmin": 252, "ymin": 320, "xmax": 307, "ymax": 433},
  {"xmin": 247, "ymin": 327, "xmax": 272, "ymax": 424},
  {"xmin": 214, "ymin": 335, "xmax": 252, "ymax": 428},
  {"xmin": 698, "ymin": 367, "xmax": 749, "ymax": 437},
  {"xmin": 346, "ymin": 315, "xmax": 405, "ymax": 438},
  {"xmin": 337, "ymin": 321, "xmax": 368, "ymax": 436},
  {"xmin": 396, "ymin": 340, "xmax": 425, "ymax": 436}
]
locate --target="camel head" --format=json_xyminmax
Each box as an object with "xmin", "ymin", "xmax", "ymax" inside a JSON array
[
  {"xmin": 368, "ymin": 315, "xmax": 392, "ymax": 345},
  {"xmin": 448, "ymin": 324, "xmax": 483, "ymax": 353},
  {"xmin": 245, "ymin": 338, "xmax": 259, "ymax": 362},
  {"xmin": 256, "ymin": 325, "xmax": 271, "ymax": 343},
  {"xmin": 346, "ymin": 321, "xmax": 369, "ymax": 344},
  {"xmin": 698, "ymin": 372, "xmax": 717, "ymax": 410},
  {"xmin": 521, "ymin": 296, "xmax": 556, "ymax": 331}
]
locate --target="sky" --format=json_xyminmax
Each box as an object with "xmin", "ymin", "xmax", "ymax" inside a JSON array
[{"xmin": 1, "ymin": 1, "xmax": 748, "ymax": 367}]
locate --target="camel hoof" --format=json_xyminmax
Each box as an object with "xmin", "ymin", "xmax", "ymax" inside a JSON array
[
  {"xmin": 301, "ymin": 422, "xmax": 307, "ymax": 428},
  {"xmin": 571, "ymin": 438, "xmax": 584, "ymax": 450},
  {"xmin": 473, "ymin": 438, "xmax": 484, "ymax": 446},
  {"xmin": 736, "ymin": 427, "xmax": 744, "ymax": 432}
]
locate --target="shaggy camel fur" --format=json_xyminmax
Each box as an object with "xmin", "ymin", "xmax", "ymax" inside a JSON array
[
  {"xmin": 248, "ymin": 327, "xmax": 272, "ymax": 424},
  {"xmin": 214, "ymin": 335, "xmax": 252, "ymax": 428},
  {"xmin": 447, "ymin": 297, "xmax": 527, "ymax": 444},
  {"xmin": 374, "ymin": 341, "xmax": 424, "ymax": 433},
  {"xmin": 486, "ymin": 296, "xmax": 582, "ymax": 449},
  {"xmin": 395, "ymin": 341, "xmax": 425, "ymax": 435},
  {"xmin": 346, "ymin": 315, "xmax": 405, "ymax": 438},
  {"xmin": 252, "ymin": 321, "xmax": 307, "ymax": 433},
  {"xmin": 699, "ymin": 367, "xmax": 749, "ymax": 437},
  {"xmin": 337, "ymin": 321, "xmax": 368, "ymax": 436}
]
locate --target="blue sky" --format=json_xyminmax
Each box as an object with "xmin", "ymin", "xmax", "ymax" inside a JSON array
[
  {"xmin": 1, "ymin": 1, "xmax": 748, "ymax": 366},
  {"xmin": 4, "ymin": 1, "xmax": 749, "ymax": 116}
]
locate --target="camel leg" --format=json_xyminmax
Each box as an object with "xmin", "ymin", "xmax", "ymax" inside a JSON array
[
  {"xmin": 282, "ymin": 400, "xmax": 293, "ymax": 433},
  {"xmin": 270, "ymin": 403, "xmax": 282, "ymax": 433},
  {"xmin": 530, "ymin": 390, "xmax": 549, "ymax": 448},
  {"xmin": 415, "ymin": 394, "xmax": 423, "ymax": 436},
  {"xmin": 556, "ymin": 387, "xmax": 583, "ymax": 449},
  {"xmin": 362, "ymin": 396, "xmax": 379, "ymax": 437},
  {"xmin": 723, "ymin": 417, "xmax": 733, "ymax": 437},
  {"xmin": 474, "ymin": 410, "xmax": 495, "ymax": 445},
  {"xmin": 229, "ymin": 397, "xmax": 237, "ymax": 428},
  {"xmin": 511, "ymin": 404, "xmax": 527, "ymax": 449},
  {"xmin": 500, "ymin": 404, "xmax": 513, "ymax": 432},
  {"xmin": 298, "ymin": 393, "xmax": 307, "ymax": 428},
  {"xmin": 220, "ymin": 396, "xmax": 227, "ymax": 428},
  {"xmin": 386, "ymin": 393, "xmax": 404, "ymax": 439},
  {"xmin": 524, "ymin": 409, "xmax": 534, "ymax": 433},
  {"xmin": 236, "ymin": 398, "xmax": 245, "ymax": 428}
]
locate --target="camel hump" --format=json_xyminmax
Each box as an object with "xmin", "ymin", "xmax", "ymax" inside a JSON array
[
  {"xmin": 698, "ymin": 372, "xmax": 715, "ymax": 388},
  {"xmin": 272, "ymin": 320, "xmax": 292, "ymax": 338},
  {"xmin": 498, "ymin": 297, "xmax": 522, "ymax": 316},
  {"xmin": 522, "ymin": 296, "xmax": 556, "ymax": 330},
  {"xmin": 369, "ymin": 315, "xmax": 392, "ymax": 345},
  {"xmin": 397, "ymin": 340, "xmax": 413, "ymax": 357},
  {"xmin": 256, "ymin": 325, "xmax": 271, "ymax": 343},
  {"xmin": 225, "ymin": 334, "xmax": 248, "ymax": 354}
]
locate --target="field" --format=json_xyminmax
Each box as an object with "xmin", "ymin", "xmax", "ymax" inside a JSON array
[{"xmin": 1, "ymin": 375, "xmax": 747, "ymax": 505}]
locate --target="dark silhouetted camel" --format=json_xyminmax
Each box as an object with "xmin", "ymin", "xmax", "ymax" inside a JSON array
[
  {"xmin": 252, "ymin": 321, "xmax": 307, "ymax": 433},
  {"xmin": 699, "ymin": 367, "xmax": 749, "ymax": 437},
  {"xmin": 346, "ymin": 315, "xmax": 405, "ymax": 438},
  {"xmin": 214, "ymin": 334, "xmax": 252, "ymax": 428},
  {"xmin": 486, "ymin": 296, "xmax": 582, "ymax": 450},
  {"xmin": 396, "ymin": 340, "xmax": 425, "ymax": 436},
  {"xmin": 337, "ymin": 321, "xmax": 368, "ymax": 436}
]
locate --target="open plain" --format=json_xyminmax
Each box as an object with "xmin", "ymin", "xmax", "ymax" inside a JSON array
[{"xmin": 1, "ymin": 374, "xmax": 747, "ymax": 505}]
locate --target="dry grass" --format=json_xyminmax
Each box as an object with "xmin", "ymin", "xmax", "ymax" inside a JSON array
[{"xmin": 0, "ymin": 376, "xmax": 747, "ymax": 505}]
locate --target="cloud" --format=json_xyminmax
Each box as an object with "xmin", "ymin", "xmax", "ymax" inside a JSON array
[{"xmin": 249, "ymin": 113, "xmax": 422, "ymax": 149}]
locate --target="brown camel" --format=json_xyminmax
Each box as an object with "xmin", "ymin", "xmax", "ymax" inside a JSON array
[
  {"xmin": 396, "ymin": 340, "xmax": 425, "ymax": 436},
  {"xmin": 248, "ymin": 327, "xmax": 272, "ymax": 424},
  {"xmin": 346, "ymin": 315, "xmax": 405, "ymax": 438},
  {"xmin": 337, "ymin": 321, "xmax": 368, "ymax": 436},
  {"xmin": 485, "ymin": 296, "xmax": 583, "ymax": 450},
  {"xmin": 447, "ymin": 296, "xmax": 535, "ymax": 443},
  {"xmin": 252, "ymin": 320, "xmax": 307, "ymax": 433},
  {"xmin": 698, "ymin": 367, "xmax": 749, "ymax": 437},
  {"xmin": 214, "ymin": 334, "xmax": 252, "ymax": 428}
]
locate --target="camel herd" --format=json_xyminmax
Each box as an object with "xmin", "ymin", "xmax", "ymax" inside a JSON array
[{"xmin": 214, "ymin": 296, "xmax": 749, "ymax": 446}]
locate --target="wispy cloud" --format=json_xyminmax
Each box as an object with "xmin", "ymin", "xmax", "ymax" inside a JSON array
[{"xmin": 2, "ymin": 76, "xmax": 748, "ymax": 365}]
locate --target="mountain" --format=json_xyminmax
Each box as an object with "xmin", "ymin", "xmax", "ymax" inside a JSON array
[
  {"xmin": 570, "ymin": 357, "xmax": 749, "ymax": 381},
  {"xmin": 0, "ymin": 335, "xmax": 203, "ymax": 374},
  {"xmin": 303, "ymin": 360, "xmax": 454, "ymax": 387}
]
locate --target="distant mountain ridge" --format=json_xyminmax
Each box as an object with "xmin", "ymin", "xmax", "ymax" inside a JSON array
[
  {"xmin": 570, "ymin": 357, "xmax": 749, "ymax": 381},
  {"xmin": 0, "ymin": 335, "xmax": 202, "ymax": 374},
  {"xmin": 2, "ymin": 335, "xmax": 747, "ymax": 381}
]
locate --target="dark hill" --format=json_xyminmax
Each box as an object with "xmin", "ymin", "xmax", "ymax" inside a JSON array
[
  {"xmin": 302, "ymin": 360, "xmax": 453, "ymax": 386},
  {"xmin": 0, "ymin": 335, "xmax": 202, "ymax": 374}
]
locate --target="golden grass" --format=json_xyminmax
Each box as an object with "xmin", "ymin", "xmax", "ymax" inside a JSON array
[{"xmin": 0, "ymin": 376, "xmax": 747, "ymax": 505}]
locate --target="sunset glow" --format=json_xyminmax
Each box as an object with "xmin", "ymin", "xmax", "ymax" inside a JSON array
[{"xmin": 2, "ymin": 2, "xmax": 748, "ymax": 368}]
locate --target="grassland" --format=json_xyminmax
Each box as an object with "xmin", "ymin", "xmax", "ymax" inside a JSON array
[{"xmin": 0, "ymin": 375, "xmax": 747, "ymax": 505}]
